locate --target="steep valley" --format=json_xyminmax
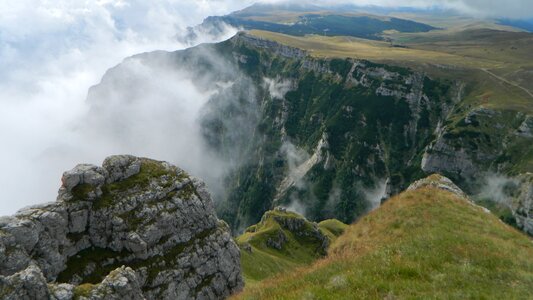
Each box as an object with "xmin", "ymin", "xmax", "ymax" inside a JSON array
[
  {"xmin": 85, "ymin": 32, "xmax": 533, "ymax": 236},
  {"xmin": 234, "ymin": 175, "xmax": 533, "ymax": 299},
  {"xmin": 3, "ymin": 2, "xmax": 533, "ymax": 300}
]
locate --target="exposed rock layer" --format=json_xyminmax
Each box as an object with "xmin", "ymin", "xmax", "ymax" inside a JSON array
[
  {"xmin": 230, "ymin": 33, "xmax": 533, "ymax": 235},
  {"xmin": 408, "ymin": 174, "xmax": 468, "ymax": 199},
  {"xmin": 79, "ymin": 32, "xmax": 533, "ymax": 237},
  {"xmin": 0, "ymin": 155, "xmax": 243, "ymax": 299}
]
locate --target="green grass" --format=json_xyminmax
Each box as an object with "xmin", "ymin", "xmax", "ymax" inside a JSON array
[
  {"xmin": 56, "ymin": 247, "xmax": 129, "ymax": 284},
  {"xmin": 94, "ymin": 158, "xmax": 178, "ymax": 209},
  {"xmin": 239, "ymin": 246, "xmax": 302, "ymax": 286},
  {"xmin": 233, "ymin": 14, "xmax": 432, "ymax": 40},
  {"xmin": 249, "ymin": 30, "xmax": 489, "ymax": 68},
  {"xmin": 71, "ymin": 183, "xmax": 96, "ymax": 200},
  {"xmin": 318, "ymin": 219, "xmax": 349, "ymax": 240},
  {"xmin": 249, "ymin": 29, "xmax": 533, "ymax": 114},
  {"xmin": 236, "ymin": 209, "xmax": 347, "ymax": 285},
  {"xmin": 234, "ymin": 182, "xmax": 533, "ymax": 299},
  {"xmin": 475, "ymin": 198, "xmax": 518, "ymax": 228},
  {"xmin": 72, "ymin": 284, "xmax": 96, "ymax": 300}
]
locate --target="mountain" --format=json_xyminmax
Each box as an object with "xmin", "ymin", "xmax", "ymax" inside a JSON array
[
  {"xmin": 234, "ymin": 174, "xmax": 533, "ymax": 299},
  {"xmin": 498, "ymin": 18, "xmax": 533, "ymax": 32},
  {"xmin": 0, "ymin": 155, "xmax": 242, "ymax": 299},
  {"xmin": 85, "ymin": 30, "xmax": 533, "ymax": 237},
  {"xmin": 4, "ymin": 3, "xmax": 533, "ymax": 299},
  {"xmin": 194, "ymin": 3, "xmax": 436, "ymax": 41},
  {"xmin": 236, "ymin": 207, "xmax": 346, "ymax": 283},
  {"xmin": 217, "ymin": 33, "xmax": 460, "ymax": 227},
  {"xmin": 2, "ymin": 156, "xmax": 530, "ymax": 299}
]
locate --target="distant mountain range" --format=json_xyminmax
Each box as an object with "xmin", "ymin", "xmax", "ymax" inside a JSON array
[
  {"xmin": 498, "ymin": 18, "xmax": 533, "ymax": 32},
  {"xmin": 194, "ymin": 3, "xmax": 437, "ymax": 41},
  {"xmin": 2, "ymin": 3, "xmax": 532, "ymax": 300}
]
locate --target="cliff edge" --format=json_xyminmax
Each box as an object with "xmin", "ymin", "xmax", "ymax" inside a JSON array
[{"xmin": 0, "ymin": 155, "xmax": 243, "ymax": 299}]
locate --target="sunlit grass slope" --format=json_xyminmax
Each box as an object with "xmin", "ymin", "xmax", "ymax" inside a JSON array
[
  {"xmin": 249, "ymin": 29, "xmax": 533, "ymax": 113},
  {"xmin": 234, "ymin": 176, "xmax": 533, "ymax": 299},
  {"xmin": 236, "ymin": 208, "xmax": 347, "ymax": 285}
]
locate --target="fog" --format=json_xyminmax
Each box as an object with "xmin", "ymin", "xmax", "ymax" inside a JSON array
[
  {"xmin": 78, "ymin": 51, "xmax": 240, "ymax": 198},
  {"xmin": 475, "ymin": 173, "xmax": 520, "ymax": 205},
  {"xmin": 364, "ymin": 179, "xmax": 389, "ymax": 211},
  {"xmin": 1, "ymin": 0, "xmax": 531, "ymax": 216},
  {"xmin": 278, "ymin": 141, "xmax": 313, "ymax": 217},
  {"xmin": 264, "ymin": 77, "xmax": 294, "ymax": 101},
  {"xmin": 0, "ymin": 0, "xmax": 251, "ymax": 215}
]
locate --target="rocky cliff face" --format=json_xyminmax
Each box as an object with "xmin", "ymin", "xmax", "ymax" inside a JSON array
[
  {"xmin": 78, "ymin": 32, "xmax": 533, "ymax": 236},
  {"xmin": 221, "ymin": 34, "xmax": 533, "ymax": 235},
  {"xmin": 407, "ymin": 174, "xmax": 469, "ymax": 199},
  {"xmin": 421, "ymin": 106, "xmax": 533, "ymax": 234},
  {"xmin": 236, "ymin": 207, "xmax": 347, "ymax": 282},
  {"xmin": 0, "ymin": 155, "xmax": 242, "ymax": 300},
  {"xmin": 218, "ymin": 33, "xmax": 462, "ymax": 229}
]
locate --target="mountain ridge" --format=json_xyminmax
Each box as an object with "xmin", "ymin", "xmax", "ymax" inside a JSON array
[
  {"xmin": 195, "ymin": 7, "xmax": 436, "ymax": 41},
  {"xmin": 79, "ymin": 31, "xmax": 533, "ymax": 236},
  {"xmin": 234, "ymin": 174, "xmax": 533, "ymax": 299},
  {"xmin": 236, "ymin": 206, "xmax": 347, "ymax": 284}
]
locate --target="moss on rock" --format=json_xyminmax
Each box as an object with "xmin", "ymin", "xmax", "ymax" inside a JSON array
[{"xmin": 236, "ymin": 208, "xmax": 346, "ymax": 284}]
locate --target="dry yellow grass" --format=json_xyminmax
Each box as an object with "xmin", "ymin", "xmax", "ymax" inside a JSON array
[
  {"xmin": 249, "ymin": 30, "xmax": 500, "ymax": 69},
  {"xmin": 248, "ymin": 29, "xmax": 533, "ymax": 111},
  {"xmin": 233, "ymin": 186, "xmax": 533, "ymax": 299}
]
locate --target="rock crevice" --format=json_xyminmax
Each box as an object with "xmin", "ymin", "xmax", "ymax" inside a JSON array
[{"xmin": 0, "ymin": 155, "xmax": 243, "ymax": 300}]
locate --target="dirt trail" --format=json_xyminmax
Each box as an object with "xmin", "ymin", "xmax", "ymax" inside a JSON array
[{"xmin": 481, "ymin": 68, "xmax": 533, "ymax": 99}]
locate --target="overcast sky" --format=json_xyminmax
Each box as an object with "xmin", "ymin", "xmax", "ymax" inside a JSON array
[{"xmin": 0, "ymin": 0, "xmax": 531, "ymax": 215}]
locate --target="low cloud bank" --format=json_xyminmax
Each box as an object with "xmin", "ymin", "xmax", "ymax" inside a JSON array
[{"xmin": 0, "ymin": 0, "xmax": 246, "ymax": 215}]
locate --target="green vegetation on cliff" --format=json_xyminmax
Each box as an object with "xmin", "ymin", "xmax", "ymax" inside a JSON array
[
  {"xmin": 205, "ymin": 14, "xmax": 435, "ymax": 41},
  {"xmin": 99, "ymin": 27, "xmax": 532, "ymax": 237},
  {"xmin": 236, "ymin": 208, "xmax": 347, "ymax": 284},
  {"xmin": 211, "ymin": 35, "xmax": 459, "ymax": 230},
  {"xmin": 234, "ymin": 176, "xmax": 533, "ymax": 299}
]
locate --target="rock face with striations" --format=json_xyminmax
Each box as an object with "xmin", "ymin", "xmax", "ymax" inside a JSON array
[
  {"xmin": 0, "ymin": 155, "xmax": 243, "ymax": 299},
  {"xmin": 407, "ymin": 173, "xmax": 469, "ymax": 199}
]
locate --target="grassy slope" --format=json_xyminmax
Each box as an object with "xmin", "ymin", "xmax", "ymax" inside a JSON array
[
  {"xmin": 249, "ymin": 29, "xmax": 533, "ymax": 114},
  {"xmin": 236, "ymin": 209, "xmax": 347, "ymax": 285},
  {"xmin": 220, "ymin": 6, "xmax": 435, "ymax": 41},
  {"xmin": 216, "ymin": 38, "xmax": 462, "ymax": 228},
  {"xmin": 249, "ymin": 30, "xmax": 533, "ymax": 174},
  {"xmin": 234, "ymin": 185, "xmax": 533, "ymax": 299},
  {"xmin": 387, "ymin": 13, "xmax": 523, "ymax": 32}
]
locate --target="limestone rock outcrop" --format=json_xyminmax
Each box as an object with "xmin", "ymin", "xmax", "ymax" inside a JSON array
[
  {"xmin": 0, "ymin": 155, "xmax": 243, "ymax": 299},
  {"xmin": 244, "ymin": 207, "xmax": 332, "ymax": 256},
  {"xmin": 408, "ymin": 174, "xmax": 469, "ymax": 199}
]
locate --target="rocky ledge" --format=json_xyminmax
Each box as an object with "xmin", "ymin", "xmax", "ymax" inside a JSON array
[
  {"xmin": 240, "ymin": 207, "xmax": 345, "ymax": 256},
  {"xmin": 0, "ymin": 155, "xmax": 243, "ymax": 299},
  {"xmin": 407, "ymin": 174, "xmax": 469, "ymax": 199}
]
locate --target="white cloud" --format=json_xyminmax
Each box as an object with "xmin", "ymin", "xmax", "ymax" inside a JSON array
[
  {"xmin": 0, "ymin": 0, "xmax": 250, "ymax": 215},
  {"xmin": 0, "ymin": 0, "xmax": 530, "ymax": 215}
]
